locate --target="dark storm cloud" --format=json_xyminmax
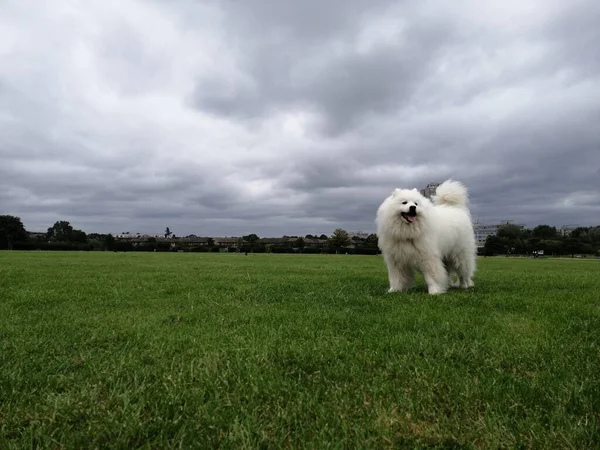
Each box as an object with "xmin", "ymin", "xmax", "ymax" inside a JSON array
[
  {"xmin": 192, "ymin": 1, "xmax": 458, "ymax": 134},
  {"xmin": 1, "ymin": 0, "xmax": 599, "ymax": 236}
]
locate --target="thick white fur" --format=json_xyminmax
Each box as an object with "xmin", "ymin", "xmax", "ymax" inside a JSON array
[{"xmin": 375, "ymin": 179, "xmax": 476, "ymax": 294}]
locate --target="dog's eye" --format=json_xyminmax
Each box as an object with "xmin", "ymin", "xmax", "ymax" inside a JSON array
[
  {"xmin": 415, "ymin": 202, "xmax": 418, "ymax": 206},
  {"xmin": 402, "ymin": 201, "xmax": 407, "ymax": 204}
]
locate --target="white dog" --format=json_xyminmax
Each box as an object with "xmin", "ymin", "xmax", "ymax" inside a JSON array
[{"xmin": 375, "ymin": 179, "xmax": 476, "ymax": 294}]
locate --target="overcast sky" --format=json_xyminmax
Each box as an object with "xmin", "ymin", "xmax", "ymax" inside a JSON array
[{"xmin": 1, "ymin": 0, "xmax": 599, "ymax": 237}]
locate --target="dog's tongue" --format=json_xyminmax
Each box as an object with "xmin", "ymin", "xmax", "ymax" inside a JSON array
[{"xmin": 407, "ymin": 215, "xmax": 417, "ymax": 222}]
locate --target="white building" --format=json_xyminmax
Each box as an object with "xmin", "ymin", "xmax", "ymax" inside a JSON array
[
  {"xmin": 114, "ymin": 232, "xmax": 163, "ymax": 239},
  {"xmin": 473, "ymin": 220, "xmax": 525, "ymax": 249},
  {"xmin": 419, "ymin": 183, "xmax": 439, "ymax": 199},
  {"xmin": 559, "ymin": 225, "xmax": 579, "ymax": 236},
  {"xmin": 473, "ymin": 223, "xmax": 499, "ymax": 249},
  {"xmin": 347, "ymin": 231, "xmax": 370, "ymax": 239}
]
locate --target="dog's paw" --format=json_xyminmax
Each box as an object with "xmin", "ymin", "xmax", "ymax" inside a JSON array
[
  {"xmin": 388, "ymin": 286, "xmax": 408, "ymax": 293},
  {"xmin": 427, "ymin": 286, "xmax": 446, "ymax": 295}
]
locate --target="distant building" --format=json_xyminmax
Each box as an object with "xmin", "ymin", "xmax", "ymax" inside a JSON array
[
  {"xmin": 347, "ymin": 231, "xmax": 370, "ymax": 239},
  {"xmin": 255, "ymin": 237, "xmax": 290, "ymax": 245},
  {"xmin": 559, "ymin": 225, "xmax": 580, "ymax": 236},
  {"xmin": 114, "ymin": 232, "xmax": 162, "ymax": 239},
  {"xmin": 419, "ymin": 183, "xmax": 439, "ymax": 199},
  {"xmin": 418, "ymin": 181, "xmax": 531, "ymax": 250},
  {"xmin": 473, "ymin": 220, "xmax": 525, "ymax": 249},
  {"xmin": 473, "ymin": 223, "xmax": 500, "ymax": 249},
  {"xmin": 214, "ymin": 237, "xmax": 242, "ymax": 247}
]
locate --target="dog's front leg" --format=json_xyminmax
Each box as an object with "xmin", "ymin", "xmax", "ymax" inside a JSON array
[
  {"xmin": 421, "ymin": 258, "xmax": 448, "ymax": 294},
  {"xmin": 385, "ymin": 255, "xmax": 414, "ymax": 292}
]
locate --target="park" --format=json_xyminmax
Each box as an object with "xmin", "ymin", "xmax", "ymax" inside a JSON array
[{"xmin": 1, "ymin": 251, "xmax": 598, "ymax": 448}]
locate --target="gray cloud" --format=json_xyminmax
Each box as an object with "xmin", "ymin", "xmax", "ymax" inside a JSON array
[
  {"xmin": 192, "ymin": 2, "xmax": 458, "ymax": 135},
  {"xmin": 1, "ymin": 0, "xmax": 599, "ymax": 237}
]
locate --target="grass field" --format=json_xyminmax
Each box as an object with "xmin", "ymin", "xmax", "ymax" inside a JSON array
[{"xmin": 1, "ymin": 251, "xmax": 599, "ymax": 449}]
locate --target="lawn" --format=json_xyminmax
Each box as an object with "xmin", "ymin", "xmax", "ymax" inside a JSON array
[{"xmin": 0, "ymin": 251, "xmax": 599, "ymax": 449}]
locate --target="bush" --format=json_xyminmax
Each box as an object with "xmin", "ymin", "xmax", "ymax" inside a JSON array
[
  {"xmin": 11, "ymin": 241, "xmax": 94, "ymax": 251},
  {"xmin": 189, "ymin": 246, "xmax": 211, "ymax": 253}
]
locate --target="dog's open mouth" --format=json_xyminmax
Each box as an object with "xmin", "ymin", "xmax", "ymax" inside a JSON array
[{"xmin": 401, "ymin": 212, "xmax": 418, "ymax": 223}]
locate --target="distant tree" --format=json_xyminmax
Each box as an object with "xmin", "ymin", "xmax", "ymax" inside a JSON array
[
  {"xmin": 164, "ymin": 227, "xmax": 172, "ymax": 238},
  {"xmin": 329, "ymin": 229, "xmax": 351, "ymax": 252},
  {"xmin": 366, "ymin": 234, "xmax": 378, "ymax": 245},
  {"xmin": 532, "ymin": 225, "xmax": 558, "ymax": 240},
  {"xmin": 319, "ymin": 234, "xmax": 328, "ymax": 240},
  {"xmin": 305, "ymin": 234, "xmax": 314, "ymax": 239},
  {"xmin": 206, "ymin": 238, "xmax": 215, "ymax": 247},
  {"xmin": 104, "ymin": 234, "xmax": 116, "ymax": 251},
  {"xmin": 242, "ymin": 234, "xmax": 260, "ymax": 252},
  {"xmin": 513, "ymin": 236, "xmax": 530, "ymax": 255},
  {"xmin": 147, "ymin": 237, "xmax": 157, "ymax": 244},
  {"xmin": 45, "ymin": 221, "xmax": 87, "ymax": 243},
  {"xmin": 497, "ymin": 224, "xmax": 524, "ymax": 239},
  {"xmin": 236, "ymin": 237, "xmax": 245, "ymax": 250},
  {"xmin": 483, "ymin": 235, "xmax": 507, "ymax": 256},
  {"xmin": 88, "ymin": 233, "xmax": 108, "ymax": 241},
  {"xmin": 295, "ymin": 237, "xmax": 305, "ymax": 252},
  {"xmin": 540, "ymin": 239, "xmax": 562, "ymax": 255},
  {"xmin": 70, "ymin": 229, "xmax": 88, "ymax": 244},
  {"xmin": 569, "ymin": 227, "xmax": 588, "ymax": 239},
  {"xmin": 529, "ymin": 236, "xmax": 541, "ymax": 251},
  {"xmin": 588, "ymin": 227, "xmax": 600, "ymax": 247},
  {"xmin": 243, "ymin": 233, "xmax": 260, "ymax": 244},
  {"xmin": 571, "ymin": 227, "xmax": 600, "ymax": 252},
  {"xmin": 47, "ymin": 221, "xmax": 75, "ymax": 242},
  {"xmin": 364, "ymin": 234, "xmax": 379, "ymax": 252},
  {"xmin": 562, "ymin": 236, "xmax": 581, "ymax": 258},
  {"xmin": 0, "ymin": 215, "xmax": 28, "ymax": 250}
]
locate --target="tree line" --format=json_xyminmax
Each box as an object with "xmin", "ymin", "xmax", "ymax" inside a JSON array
[
  {"xmin": 0, "ymin": 216, "xmax": 379, "ymax": 254},
  {"xmin": 0, "ymin": 216, "xmax": 117, "ymax": 251},
  {"xmin": 2, "ymin": 215, "xmax": 599, "ymax": 256},
  {"xmin": 483, "ymin": 224, "xmax": 600, "ymax": 257}
]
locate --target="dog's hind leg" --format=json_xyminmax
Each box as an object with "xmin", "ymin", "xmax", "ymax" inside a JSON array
[
  {"xmin": 456, "ymin": 254, "xmax": 475, "ymax": 289},
  {"xmin": 443, "ymin": 258, "xmax": 460, "ymax": 287}
]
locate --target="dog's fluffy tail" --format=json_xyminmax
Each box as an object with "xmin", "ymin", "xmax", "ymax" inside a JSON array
[{"xmin": 433, "ymin": 179, "xmax": 468, "ymax": 207}]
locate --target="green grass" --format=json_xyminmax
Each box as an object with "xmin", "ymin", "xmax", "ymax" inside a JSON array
[{"xmin": 0, "ymin": 252, "xmax": 599, "ymax": 449}]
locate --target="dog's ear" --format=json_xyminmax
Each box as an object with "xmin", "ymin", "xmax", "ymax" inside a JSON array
[
  {"xmin": 412, "ymin": 188, "xmax": 417, "ymax": 191},
  {"xmin": 392, "ymin": 188, "xmax": 400, "ymax": 196}
]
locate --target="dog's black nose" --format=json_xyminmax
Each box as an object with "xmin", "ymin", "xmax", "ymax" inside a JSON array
[{"xmin": 409, "ymin": 205, "xmax": 417, "ymax": 214}]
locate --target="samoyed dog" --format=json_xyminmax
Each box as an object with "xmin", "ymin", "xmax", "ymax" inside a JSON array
[{"xmin": 375, "ymin": 179, "xmax": 476, "ymax": 294}]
